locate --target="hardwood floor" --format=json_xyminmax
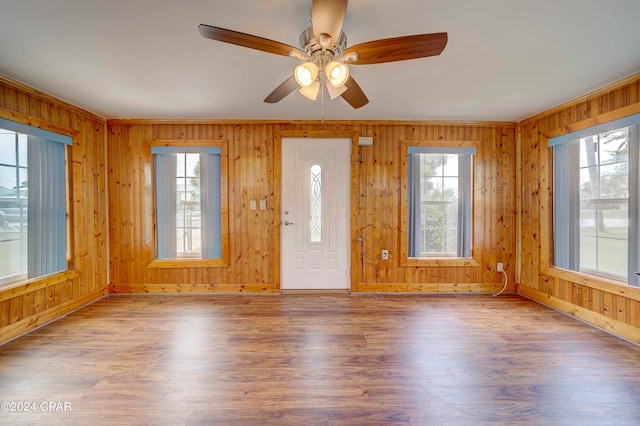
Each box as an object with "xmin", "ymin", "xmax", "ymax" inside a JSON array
[{"xmin": 1, "ymin": 294, "xmax": 639, "ymax": 425}]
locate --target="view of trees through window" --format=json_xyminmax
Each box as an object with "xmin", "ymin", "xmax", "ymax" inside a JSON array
[
  {"xmin": 579, "ymin": 127, "xmax": 629, "ymax": 278},
  {"xmin": 418, "ymin": 153, "xmax": 459, "ymax": 255}
]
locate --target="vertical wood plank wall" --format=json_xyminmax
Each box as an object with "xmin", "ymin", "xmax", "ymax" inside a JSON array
[
  {"xmin": 2, "ymin": 71, "xmax": 639, "ymax": 344},
  {"xmin": 518, "ymin": 74, "xmax": 640, "ymax": 343},
  {"xmin": 107, "ymin": 121, "xmax": 517, "ymax": 294},
  {"xmin": 0, "ymin": 77, "xmax": 108, "ymax": 344}
]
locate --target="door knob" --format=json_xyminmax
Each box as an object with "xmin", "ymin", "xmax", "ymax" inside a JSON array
[{"xmin": 283, "ymin": 220, "xmax": 295, "ymax": 226}]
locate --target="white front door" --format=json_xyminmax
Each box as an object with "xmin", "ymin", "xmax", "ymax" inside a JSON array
[{"xmin": 281, "ymin": 138, "xmax": 351, "ymax": 290}]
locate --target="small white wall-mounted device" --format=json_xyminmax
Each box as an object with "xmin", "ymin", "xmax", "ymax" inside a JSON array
[{"xmin": 358, "ymin": 136, "xmax": 373, "ymax": 146}]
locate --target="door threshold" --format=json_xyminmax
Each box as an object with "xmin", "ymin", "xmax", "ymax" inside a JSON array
[{"xmin": 281, "ymin": 289, "xmax": 351, "ymax": 295}]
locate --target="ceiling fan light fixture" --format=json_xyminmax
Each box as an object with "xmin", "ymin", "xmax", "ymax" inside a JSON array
[
  {"xmin": 326, "ymin": 82, "xmax": 347, "ymax": 100},
  {"xmin": 200, "ymin": 0, "xmax": 448, "ymax": 111},
  {"xmin": 294, "ymin": 62, "xmax": 319, "ymax": 87},
  {"xmin": 325, "ymin": 61, "xmax": 349, "ymax": 87},
  {"xmin": 299, "ymin": 80, "xmax": 320, "ymax": 100}
]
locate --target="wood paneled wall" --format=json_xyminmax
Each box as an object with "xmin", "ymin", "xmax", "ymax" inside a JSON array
[
  {"xmin": 518, "ymin": 73, "xmax": 640, "ymax": 343},
  {"xmin": 107, "ymin": 120, "xmax": 517, "ymax": 294},
  {"xmin": 4, "ymin": 70, "xmax": 640, "ymax": 344},
  {"xmin": 0, "ymin": 77, "xmax": 108, "ymax": 344}
]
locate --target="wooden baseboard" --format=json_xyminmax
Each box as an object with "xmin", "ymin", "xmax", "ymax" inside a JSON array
[
  {"xmin": 112, "ymin": 282, "xmax": 517, "ymax": 294},
  {"xmin": 353, "ymin": 282, "xmax": 517, "ymax": 293},
  {"xmin": 109, "ymin": 283, "xmax": 279, "ymax": 293},
  {"xmin": 518, "ymin": 285, "xmax": 640, "ymax": 344}
]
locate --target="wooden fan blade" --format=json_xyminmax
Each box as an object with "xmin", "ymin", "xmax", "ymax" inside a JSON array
[
  {"xmin": 341, "ymin": 76, "xmax": 369, "ymax": 109},
  {"xmin": 343, "ymin": 32, "xmax": 448, "ymax": 65},
  {"xmin": 198, "ymin": 24, "xmax": 304, "ymax": 57},
  {"xmin": 312, "ymin": 0, "xmax": 348, "ymax": 45},
  {"xmin": 264, "ymin": 76, "xmax": 299, "ymax": 103}
]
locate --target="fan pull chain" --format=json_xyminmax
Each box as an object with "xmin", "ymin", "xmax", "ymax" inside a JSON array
[{"xmin": 321, "ymin": 81, "xmax": 325, "ymax": 123}]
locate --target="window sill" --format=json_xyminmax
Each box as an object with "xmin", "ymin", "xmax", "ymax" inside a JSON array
[
  {"xmin": 401, "ymin": 257, "xmax": 480, "ymax": 267},
  {"xmin": 147, "ymin": 258, "xmax": 229, "ymax": 269},
  {"xmin": 0, "ymin": 269, "xmax": 79, "ymax": 301},
  {"xmin": 544, "ymin": 266, "xmax": 640, "ymax": 302}
]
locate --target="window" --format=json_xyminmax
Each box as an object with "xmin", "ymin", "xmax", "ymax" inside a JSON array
[
  {"xmin": 0, "ymin": 118, "xmax": 71, "ymax": 285},
  {"xmin": 151, "ymin": 143, "xmax": 224, "ymax": 261},
  {"xmin": 406, "ymin": 146, "xmax": 475, "ymax": 258},
  {"xmin": 175, "ymin": 153, "xmax": 202, "ymax": 257},
  {"xmin": 551, "ymin": 113, "xmax": 640, "ymax": 285},
  {"xmin": 310, "ymin": 164, "xmax": 322, "ymax": 243}
]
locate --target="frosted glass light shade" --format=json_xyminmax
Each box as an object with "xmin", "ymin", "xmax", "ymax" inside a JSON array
[
  {"xmin": 294, "ymin": 62, "xmax": 319, "ymax": 87},
  {"xmin": 299, "ymin": 81, "xmax": 320, "ymax": 100},
  {"xmin": 325, "ymin": 61, "xmax": 349, "ymax": 87},
  {"xmin": 326, "ymin": 83, "xmax": 347, "ymax": 100}
]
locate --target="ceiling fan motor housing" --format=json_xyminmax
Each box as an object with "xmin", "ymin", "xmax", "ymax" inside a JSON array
[{"xmin": 300, "ymin": 26, "xmax": 347, "ymax": 58}]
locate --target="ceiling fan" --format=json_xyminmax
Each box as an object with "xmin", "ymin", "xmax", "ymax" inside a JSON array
[{"xmin": 198, "ymin": 0, "xmax": 447, "ymax": 109}]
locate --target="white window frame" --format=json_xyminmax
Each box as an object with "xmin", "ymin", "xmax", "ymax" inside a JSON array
[
  {"xmin": 0, "ymin": 118, "xmax": 71, "ymax": 286},
  {"xmin": 550, "ymin": 113, "xmax": 640, "ymax": 286}
]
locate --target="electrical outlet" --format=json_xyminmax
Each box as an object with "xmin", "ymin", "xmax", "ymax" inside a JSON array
[
  {"xmin": 497, "ymin": 262, "xmax": 504, "ymax": 272},
  {"xmin": 381, "ymin": 250, "xmax": 389, "ymax": 260}
]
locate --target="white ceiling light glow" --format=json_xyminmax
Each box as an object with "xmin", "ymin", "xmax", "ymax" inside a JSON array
[
  {"xmin": 293, "ymin": 58, "xmax": 349, "ymax": 103},
  {"xmin": 325, "ymin": 61, "xmax": 349, "ymax": 87},
  {"xmin": 294, "ymin": 62, "xmax": 319, "ymax": 87}
]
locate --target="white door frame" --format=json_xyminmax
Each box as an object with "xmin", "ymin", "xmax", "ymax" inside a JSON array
[{"xmin": 277, "ymin": 133, "xmax": 358, "ymax": 292}]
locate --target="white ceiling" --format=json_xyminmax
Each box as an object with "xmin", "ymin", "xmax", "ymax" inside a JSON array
[{"xmin": 1, "ymin": 0, "xmax": 639, "ymax": 122}]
